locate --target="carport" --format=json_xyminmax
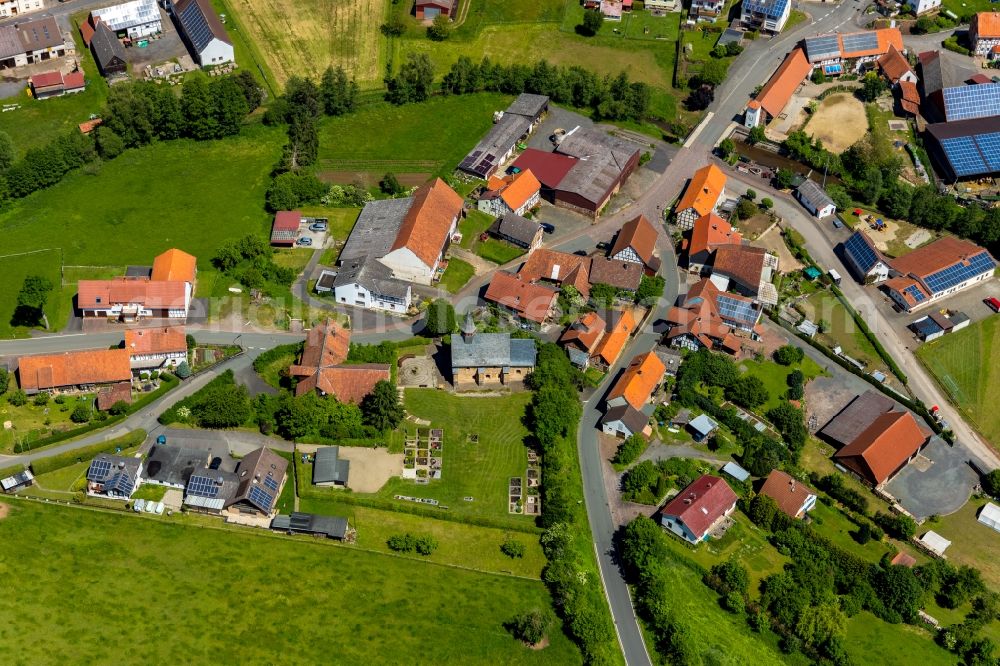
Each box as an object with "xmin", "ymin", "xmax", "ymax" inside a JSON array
[{"xmin": 883, "ymin": 437, "xmax": 979, "ymax": 520}]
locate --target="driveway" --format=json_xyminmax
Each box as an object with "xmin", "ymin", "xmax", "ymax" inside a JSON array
[
  {"xmin": 152, "ymin": 427, "xmax": 292, "ymax": 458},
  {"xmin": 884, "ymin": 437, "xmax": 980, "ymax": 520}
]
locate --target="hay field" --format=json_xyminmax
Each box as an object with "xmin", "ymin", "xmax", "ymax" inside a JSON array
[
  {"xmin": 227, "ymin": 0, "xmax": 389, "ymax": 85},
  {"xmin": 806, "ymin": 93, "xmax": 868, "ymax": 153}
]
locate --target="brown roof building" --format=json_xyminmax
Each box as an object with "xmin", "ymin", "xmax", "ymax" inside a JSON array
[
  {"xmin": 483, "ymin": 271, "xmax": 558, "ymax": 324},
  {"xmin": 18, "ymin": 348, "xmax": 132, "ymax": 393},
  {"xmin": 883, "ymin": 236, "xmax": 996, "ymax": 312},
  {"xmin": 559, "ymin": 311, "xmax": 606, "ymax": 358},
  {"xmin": 517, "ymin": 248, "xmax": 592, "ymax": 299},
  {"xmin": 588, "ymin": 257, "xmax": 642, "ymax": 292},
  {"xmin": 97, "ymin": 381, "xmax": 133, "ymax": 411},
  {"xmin": 877, "ymin": 45, "xmax": 916, "ymax": 85},
  {"xmin": 683, "ymin": 213, "xmax": 742, "ymax": 272},
  {"xmin": 759, "ymin": 470, "xmax": 818, "ymax": 519},
  {"xmin": 609, "ymin": 214, "xmax": 660, "ymax": 273},
  {"xmin": 229, "ymin": 447, "xmax": 288, "ymax": 515},
  {"xmin": 125, "ymin": 326, "xmax": 188, "ymax": 369},
  {"xmin": 663, "ymin": 278, "xmax": 760, "ymax": 355},
  {"xmin": 659, "ymin": 475, "xmax": 738, "ymax": 543},
  {"xmin": 289, "ymin": 320, "xmax": 390, "ymax": 403}
]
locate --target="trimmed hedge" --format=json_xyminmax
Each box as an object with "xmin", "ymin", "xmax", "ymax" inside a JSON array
[
  {"xmin": 830, "ymin": 286, "xmax": 908, "ymax": 383},
  {"xmin": 294, "ymin": 435, "xmax": 385, "ymax": 448},
  {"xmin": 0, "ymin": 463, "xmax": 27, "ymax": 479},
  {"xmin": 30, "ymin": 429, "xmax": 147, "ymax": 476}
]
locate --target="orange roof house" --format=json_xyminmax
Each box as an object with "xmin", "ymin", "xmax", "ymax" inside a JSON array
[
  {"xmin": 481, "ymin": 169, "xmax": 541, "ymax": 215},
  {"xmin": 842, "ymin": 28, "xmax": 903, "ymax": 59},
  {"xmin": 972, "ymin": 12, "xmax": 1000, "ymax": 55},
  {"xmin": 676, "ymin": 165, "xmax": 727, "ymax": 229},
  {"xmin": 592, "ymin": 308, "xmax": 637, "ymax": 367},
  {"xmin": 386, "ymin": 178, "xmax": 464, "ymax": 273},
  {"xmin": 17, "ymin": 348, "xmax": 132, "ymax": 393},
  {"xmin": 609, "ymin": 214, "xmax": 660, "ymax": 272},
  {"xmin": 751, "ymin": 47, "xmax": 811, "ymax": 120},
  {"xmin": 484, "ymin": 271, "xmax": 558, "ymax": 324},
  {"xmin": 606, "ymin": 351, "xmax": 666, "ymax": 410},
  {"xmin": 151, "ymin": 248, "xmax": 197, "ymax": 284},
  {"xmin": 898, "ymin": 80, "xmax": 920, "ymax": 115},
  {"xmin": 833, "ymin": 411, "xmax": 928, "ymax": 486},
  {"xmin": 684, "ymin": 213, "xmax": 742, "ymax": 270},
  {"xmin": 884, "ymin": 236, "xmax": 996, "ymax": 312},
  {"xmin": 289, "ymin": 320, "xmax": 390, "ymax": 403},
  {"xmin": 559, "ymin": 311, "xmax": 606, "ymax": 356},
  {"xmin": 878, "ymin": 45, "xmax": 915, "ymax": 85},
  {"xmin": 125, "ymin": 326, "xmax": 187, "ymax": 357},
  {"xmin": 78, "ymin": 279, "xmax": 189, "ymax": 311},
  {"xmin": 517, "ymin": 248, "xmax": 592, "ymax": 299}
]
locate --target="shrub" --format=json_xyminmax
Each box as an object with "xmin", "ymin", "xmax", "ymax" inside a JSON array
[
  {"xmin": 70, "ymin": 403, "xmax": 92, "ymax": 423},
  {"xmin": 414, "ymin": 535, "xmax": 438, "ymax": 555},
  {"xmin": 107, "ymin": 400, "xmax": 130, "ymax": 416},
  {"xmin": 507, "ymin": 609, "xmax": 552, "ymax": 645},
  {"xmin": 387, "ymin": 533, "xmax": 415, "ymax": 552},
  {"xmin": 612, "ymin": 434, "xmax": 647, "ymax": 466},
  {"xmin": 501, "ymin": 535, "xmax": 526, "ymax": 559},
  {"xmin": 175, "ymin": 361, "xmax": 192, "ymax": 379},
  {"xmin": 982, "ymin": 469, "xmax": 1000, "ymax": 498},
  {"xmin": 33, "ymin": 392, "xmax": 50, "ymax": 406},
  {"xmin": 773, "ymin": 345, "xmax": 804, "ymax": 366},
  {"xmin": 874, "ymin": 511, "xmax": 917, "ymax": 540},
  {"xmin": 7, "ymin": 389, "xmax": 27, "ymax": 406}
]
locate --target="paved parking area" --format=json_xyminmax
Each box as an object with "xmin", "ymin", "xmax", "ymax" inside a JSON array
[
  {"xmin": 293, "ymin": 217, "xmax": 331, "ymax": 249},
  {"xmin": 884, "ymin": 437, "xmax": 980, "ymax": 520},
  {"xmin": 527, "ymin": 106, "xmax": 594, "ymax": 151}
]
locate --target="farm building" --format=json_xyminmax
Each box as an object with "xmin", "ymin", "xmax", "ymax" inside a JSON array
[
  {"xmin": 659, "ymin": 475, "xmax": 737, "ymax": 543},
  {"xmin": 605, "ymin": 351, "xmax": 665, "ymax": 411},
  {"xmin": 87, "ymin": 454, "xmax": 143, "ymax": 500},
  {"xmin": 926, "ymin": 116, "xmax": 1000, "ymax": 181},
  {"xmin": 600, "ymin": 404, "xmax": 651, "ymax": 439},
  {"xmin": 450, "ymin": 319, "xmax": 537, "ymax": 387},
  {"xmin": 820, "ymin": 390, "xmax": 930, "ymax": 487},
  {"xmin": 96, "ymin": 381, "xmax": 132, "ymax": 411},
  {"xmin": 843, "ymin": 229, "xmax": 891, "ymax": 283},
  {"xmin": 90, "ymin": 0, "xmax": 161, "ymax": 39},
  {"xmin": 740, "ymin": 0, "xmax": 791, "ymax": 33},
  {"xmin": 312, "ymin": 446, "xmax": 350, "ymax": 487},
  {"xmin": 172, "ymin": 0, "xmax": 233, "ymax": 66},
  {"xmin": 459, "ymin": 93, "xmax": 549, "ymax": 179},
  {"xmin": 29, "ymin": 70, "xmax": 85, "ymax": 99},
  {"xmin": 760, "ymin": 470, "xmax": 817, "ymax": 519},
  {"xmin": 609, "ymin": 214, "xmax": 660, "ymax": 274},
  {"xmin": 483, "ymin": 271, "xmax": 558, "ymax": 325},
  {"xmin": 125, "ymin": 326, "xmax": 187, "ymax": 369},
  {"xmin": 744, "ymin": 47, "xmax": 811, "ymax": 128},
  {"xmin": 516, "ymin": 248, "xmax": 592, "ymax": 299},
  {"xmin": 674, "ymin": 165, "xmax": 727, "ymax": 230},
  {"xmin": 289, "ymin": 320, "xmax": 390, "ymax": 403},
  {"xmin": 488, "ymin": 212, "xmax": 543, "ymax": 251},
  {"xmin": 16, "ymin": 348, "xmax": 132, "ymax": 394},
  {"xmin": 270, "ymin": 210, "xmax": 300, "ymax": 247},
  {"xmin": 0, "ymin": 469, "xmax": 33, "ymax": 493},
  {"xmin": 89, "ymin": 21, "xmax": 127, "ymax": 77},
  {"xmin": 0, "ymin": 15, "xmax": 73, "ymax": 70},
  {"xmin": 272, "ymin": 512, "xmax": 349, "ymax": 540},
  {"xmin": 415, "ymin": 0, "xmax": 455, "ymax": 20},
  {"xmin": 0, "ymin": 0, "xmax": 44, "ymax": 19},
  {"xmin": 589, "ymin": 257, "xmax": 643, "ymax": 293},
  {"xmin": 970, "ymin": 11, "xmax": 1000, "ymax": 57},
  {"xmin": 882, "ymin": 236, "xmax": 996, "ymax": 312},
  {"xmin": 795, "ymin": 179, "xmax": 836, "ymax": 218},
  {"xmin": 477, "ymin": 169, "xmax": 541, "ymax": 217}
]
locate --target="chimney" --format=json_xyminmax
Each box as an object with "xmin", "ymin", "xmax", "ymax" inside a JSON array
[{"xmin": 790, "ymin": 479, "xmax": 796, "ymax": 493}]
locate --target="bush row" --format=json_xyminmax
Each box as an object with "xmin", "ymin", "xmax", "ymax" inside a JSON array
[{"xmin": 30, "ymin": 430, "xmax": 147, "ymax": 476}]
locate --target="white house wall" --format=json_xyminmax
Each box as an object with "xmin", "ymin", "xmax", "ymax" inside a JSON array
[{"xmin": 196, "ymin": 37, "xmax": 233, "ymax": 66}]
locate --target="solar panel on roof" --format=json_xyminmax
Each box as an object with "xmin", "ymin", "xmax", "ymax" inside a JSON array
[
  {"xmin": 942, "ymin": 84, "xmax": 1000, "ymax": 122},
  {"xmin": 903, "ymin": 284, "xmax": 926, "ymax": 303},
  {"xmin": 179, "ymin": 2, "xmax": 216, "ymax": 53},
  {"xmin": 941, "ymin": 136, "xmax": 989, "ymax": 177},
  {"xmin": 841, "ymin": 32, "xmax": 879, "ymax": 54},
  {"xmin": 923, "ymin": 252, "xmax": 995, "ymax": 294},
  {"xmin": 716, "ymin": 294, "xmax": 757, "ymax": 325},
  {"xmin": 743, "ymin": 0, "xmax": 789, "ymax": 19},
  {"xmin": 87, "ymin": 458, "xmax": 112, "ymax": 482},
  {"xmin": 805, "ymin": 34, "xmax": 840, "ymax": 61},
  {"xmin": 248, "ymin": 485, "xmax": 274, "ymax": 510},
  {"xmin": 263, "ymin": 475, "xmax": 279, "ymax": 492},
  {"xmin": 977, "ymin": 132, "xmax": 1000, "ymax": 172},
  {"xmin": 187, "ymin": 474, "xmax": 220, "ymax": 498},
  {"xmin": 845, "ymin": 231, "xmax": 880, "ymax": 272}
]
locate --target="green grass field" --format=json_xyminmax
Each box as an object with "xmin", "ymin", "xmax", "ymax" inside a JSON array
[
  {"xmin": 440, "ymin": 257, "xmax": 476, "ymax": 293},
  {"xmin": 366, "ymin": 390, "xmax": 537, "ymax": 523},
  {"xmin": 844, "ymin": 611, "xmax": 954, "ymax": 666},
  {"xmin": 917, "ymin": 316, "xmax": 1000, "ymax": 447},
  {"xmin": 0, "ymin": 249, "xmax": 66, "ymax": 339},
  {"xmin": 928, "ymin": 497, "xmax": 1000, "ymax": 591},
  {"xmin": 0, "ymin": 500, "xmax": 579, "ymax": 664},
  {"xmin": 476, "ymin": 239, "xmax": 525, "ymax": 265},
  {"xmin": 737, "ymin": 355, "xmax": 823, "ymax": 412},
  {"xmin": 797, "ymin": 291, "xmax": 890, "ymax": 376}
]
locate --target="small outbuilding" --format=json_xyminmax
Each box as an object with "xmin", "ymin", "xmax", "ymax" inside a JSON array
[
  {"xmin": 0, "ymin": 469, "xmax": 34, "ymax": 493},
  {"xmin": 978, "ymin": 502, "xmax": 1000, "ymax": 533},
  {"xmin": 795, "ymin": 179, "xmax": 836, "ymax": 218},
  {"xmin": 272, "ymin": 512, "xmax": 349, "ymax": 540},
  {"xmin": 271, "ymin": 211, "xmax": 301, "ymax": 247},
  {"xmin": 688, "ymin": 414, "xmax": 718, "ymax": 442},
  {"xmin": 918, "ymin": 530, "xmax": 952, "ymax": 557},
  {"xmin": 721, "ymin": 461, "xmax": 750, "ymax": 483},
  {"xmin": 312, "ymin": 446, "xmax": 351, "ymax": 487}
]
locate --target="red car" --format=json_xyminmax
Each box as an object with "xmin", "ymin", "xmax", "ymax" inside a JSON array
[{"xmin": 986, "ymin": 297, "xmax": 1000, "ymax": 313}]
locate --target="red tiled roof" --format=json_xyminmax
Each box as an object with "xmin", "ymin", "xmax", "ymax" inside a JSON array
[
  {"xmin": 63, "ymin": 71, "xmax": 85, "ymax": 90},
  {"xmin": 659, "ymin": 475, "xmax": 738, "ymax": 541},
  {"xmin": 18, "ymin": 349, "xmax": 132, "ymax": 391},
  {"xmin": 151, "ymin": 248, "xmax": 197, "ymax": 283},
  {"xmin": 31, "ymin": 70, "xmax": 63, "ymax": 89},
  {"xmin": 78, "ymin": 279, "xmax": 188, "ymax": 310},
  {"xmin": 898, "ymin": 80, "xmax": 920, "ymax": 115},
  {"xmin": 273, "ymin": 211, "xmax": 301, "ymax": 231},
  {"xmin": 760, "ymin": 470, "xmax": 816, "ymax": 518},
  {"xmin": 125, "ymin": 326, "xmax": 187, "ymax": 356},
  {"xmin": 973, "ymin": 11, "xmax": 1000, "ymax": 40},
  {"xmin": 484, "ymin": 271, "xmax": 558, "ymax": 323},
  {"xmin": 79, "ymin": 118, "xmax": 102, "ymax": 134},
  {"xmin": 891, "ymin": 551, "xmax": 917, "ymax": 567},
  {"xmin": 97, "ymin": 381, "xmax": 133, "ymax": 411},
  {"xmin": 517, "ymin": 248, "xmax": 590, "ymax": 285},
  {"xmin": 878, "ymin": 45, "xmax": 912, "ymax": 84},
  {"xmin": 677, "ymin": 165, "xmax": 727, "ymax": 218},
  {"xmin": 968, "ymin": 73, "xmax": 993, "ymax": 85},
  {"xmin": 889, "ymin": 236, "xmax": 994, "ymax": 281},
  {"xmin": 834, "ymin": 411, "xmax": 928, "ymax": 485},
  {"xmin": 511, "ymin": 148, "xmax": 577, "ymax": 188},
  {"xmin": 299, "ymin": 319, "xmax": 350, "ymax": 368},
  {"xmin": 559, "ymin": 311, "xmax": 606, "ymax": 353},
  {"xmin": 485, "ymin": 169, "xmax": 541, "ymax": 211},
  {"xmin": 390, "ymin": 178, "xmax": 463, "ymax": 270},
  {"xmin": 688, "ymin": 213, "xmax": 742, "ymax": 259},
  {"xmin": 712, "ymin": 244, "xmax": 766, "ymax": 291},
  {"xmin": 606, "ymin": 351, "xmax": 665, "ymax": 410},
  {"xmin": 296, "ymin": 364, "xmax": 390, "ymax": 403},
  {"xmin": 754, "ymin": 48, "xmax": 811, "ymax": 118},
  {"xmin": 840, "ymin": 28, "xmax": 903, "ymax": 59},
  {"xmin": 80, "ymin": 19, "xmax": 95, "ymax": 47},
  {"xmin": 664, "ymin": 278, "xmax": 746, "ymax": 355},
  {"xmin": 609, "ymin": 214, "xmax": 659, "ymax": 267}
]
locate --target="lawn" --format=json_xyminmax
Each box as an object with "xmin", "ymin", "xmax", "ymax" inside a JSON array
[
  {"xmin": 457, "ymin": 0, "xmax": 565, "ymax": 36},
  {"xmin": 299, "ymin": 496, "xmax": 546, "ymax": 578},
  {"xmin": 0, "ymin": 392, "xmax": 97, "ymax": 454},
  {"xmin": 476, "ymin": 239, "xmax": 525, "ymax": 265},
  {"xmin": 0, "ymin": 249, "xmax": 66, "ymax": 339},
  {"xmin": 440, "ymin": 257, "xmax": 475, "ymax": 293},
  {"xmin": 223, "ymin": 0, "xmax": 391, "ymax": 86},
  {"xmin": 0, "ymin": 126, "xmax": 284, "ymax": 312},
  {"xmin": 31, "ymin": 460, "xmax": 90, "ymax": 493},
  {"xmin": 844, "ymin": 611, "xmax": 955, "ymax": 666},
  {"xmin": 737, "ymin": 355, "xmax": 823, "ymax": 412},
  {"xmin": 316, "ymin": 94, "xmax": 509, "ymax": 178},
  {"xmin": 795, "ymin": 290, "xmax": 890, "ymax": 376},
  {"xmin": 928, "ymin": 497, "xmax": 1000, "ymax": 590},
  {"xmin": 917, "ymin": 316, "xmax": 1000, "ymax": 447},
  {"xmin": 807, "ymin": 500, "xmax": 891, "ymax": 563},
  {"xmin": 459, "ymin": 210, "xmax": 495, "ymax": 250},
  {"xmin": 367, "ymin": 390, "xmax": 537, "ymax": 524},
  {"xmin": 0, "ymin": 500, "xmax": 579, "ymax": 664}
]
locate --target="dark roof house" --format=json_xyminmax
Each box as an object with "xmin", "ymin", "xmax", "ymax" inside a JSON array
[
  {"xmin": 229, "ymin": 447, "xmax": 288, "ymax": 515},
  {"xmin": 271, "ymin": 512, "xmax": 349, "ymax": 539},
  {"xmin": 90, "ymin": 20, "xmax": 127, "ymax": 76}
]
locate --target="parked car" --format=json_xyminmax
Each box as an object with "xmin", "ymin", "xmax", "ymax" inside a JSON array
[
  {"xmin": 985, "ymin": 296, "xmax": 1000, "ymax": 313},
  {"xmin": 309, "ymin": 222, "xmax": 327, "ymax": 232},
  {"xmin": 832, "ymin": 218, "xmax": 844, "ymax": 229},
  {"xmin": 540, "ymin": 222, "xmax": 555, "ymax": 234},
  {"xmin": 297, "ymin": 237, "xmax": 313, "ymax": 246},
  {"xmin": 573, "ymin": 250, "xmax": 588, "ymax": 257}
]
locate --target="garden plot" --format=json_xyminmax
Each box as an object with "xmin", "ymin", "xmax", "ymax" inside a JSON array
[{"xmin": 402, "ymin": 427, "xmax": 443, "ymax": 482}]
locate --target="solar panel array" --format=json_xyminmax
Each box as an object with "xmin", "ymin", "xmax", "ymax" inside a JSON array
[
  {"xmin": 942, "ymin": 84, "xmax": 1000, "ymax": 122},
  {"xmin": 178, "ymin": 1, "xmax": 215, "ymax": 52},
  {"xmin": 743, "ymin": 0, "xmax": 788, "ymax": 19},
  {"xmin": 923, "ymin": 251, "xmax": 996, "ymax": 294},
  {"xmin": 939, "ymin": 132, "xmax": 1000, "ymax": 177},
  {"xmin": 107, "ymin": 472, "xmax": 134, "ymax": 496},
  {"xmin": 187, "ymin": 473, "xmax": 221, "ymax": 498},
  {"xmin": 841, "ymin": 32, "xmax": 879, "ymax": 54},
  {"xmin": 805, "ymin": 34, "xmax": 840, "ymax": 61},
  {"xmin": 263, "ymin": 475, "xmax": 279, "ymax": 492},
  {"xmin": 845, "ymin": 231, "xmax": 880, "ymax": 272},
  {"xmin": 903, "ymin": 284, "xmax": 926, "ymax": 303},
  {"xmin": 87, "ymin": 458, "xmax": 112, "ymax": 482},
  {"xmin": 716, "ymin": 294, "xmax": 757, "ymax": 325},
  {"xmin": 248, "ymin": 485, "xmax": 274, "ymax": 510}
]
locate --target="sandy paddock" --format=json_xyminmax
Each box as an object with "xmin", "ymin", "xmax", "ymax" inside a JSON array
[
  {"xmin": 337, "ymin": 447, "xmax": 403, "ymax": 493},
  {"xmin": 0, "ymin": 502, "xmax": 9, "ymax": 520},
  {"xmin": 806, "ymin": 94, "xmax": 868, "ymax": 153}
]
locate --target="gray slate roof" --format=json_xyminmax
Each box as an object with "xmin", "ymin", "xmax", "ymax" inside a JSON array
[
  {"xmin": 796, "ymin": 179, "xmax": 834, "ymax": 211},
  {"xmin": 451, "ymin": 333, "xmax": 536, "ymax": 368},
  {"xmin": 333, "ymin": 256, "xmax": 411, "ymax": 300},
  {"xmin": 555, "ymin": 127, "xmax": 639, "ymax": 205},
  {"xmin": 313, "ymin": 446, "xmax": 351, "ymax": 485},
  {"xmin": 272, "ymin": 512, "xmax": 348, "ymax": 539},
  {"xmin": 506, "ymin": 93, "xmax": 549, "ymax": 119},
  {"xmin": 689, "ymin": 414, "xmax": 719, "ymax": 436},
  {"xmin": 600, "ymin": 404, "xmax": 648, "ymax": 434},
  {"xmin": 818, "ymin": 390, "xmax": 895, "ymax": 448},
  {"xmin": 339, "ymin": 197, "xmax": 411, "ymax": 265},
  {"xmin": 0, "ymin": 26, "xmax": 22, "ymax": 59},
  {"xmin": 90, "ymin": 21, "xmax": 126, "ymax": 72},
  {"xmin": 143, "ymin": 444, "xmax": 210, "ymax": 487},
  {"xmin": 494, "ymin": 213, "xmax": 541, "ymax": 245}
]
